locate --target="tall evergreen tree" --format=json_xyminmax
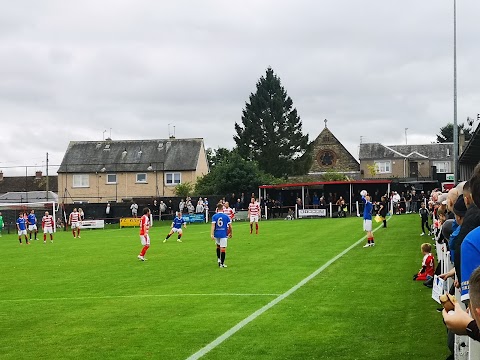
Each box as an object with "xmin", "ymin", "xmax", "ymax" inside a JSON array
[
  {"xmin": 234, "ymin": 67, "xmax": 311, "ymax": 178},
  {"xmin": 436, "ymin": 123, "xmax": 472, "ymax": 143}
]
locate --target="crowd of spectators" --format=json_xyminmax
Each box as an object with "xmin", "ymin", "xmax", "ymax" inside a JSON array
[{"xmin": 407, "ymin": 164, "xmax": 480, "ymax": 359}]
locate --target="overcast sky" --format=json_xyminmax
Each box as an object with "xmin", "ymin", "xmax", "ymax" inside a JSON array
[{"xmin": 1, "ymin": 0, "xmax": 479, "ymax": 176}]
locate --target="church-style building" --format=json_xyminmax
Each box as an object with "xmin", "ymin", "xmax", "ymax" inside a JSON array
[{"xmin": 308, "ymin": 120, "xmax": 360, "ymax": 178}]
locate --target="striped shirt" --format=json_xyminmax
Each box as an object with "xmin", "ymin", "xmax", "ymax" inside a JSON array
[
  {"xmin": 42, "ymin": 215, "xmax": 54, "ymax": 228},
  {"xmin": 223, "ymin": 207, "xmax": 235, "ymax": 220},
  {"xmin": 69, "ymin": 212, "xmax": 80, "ymax": 223},
  {"xmin": 248, "ymin": 202, "xmax": 260, "ymax": 217}
]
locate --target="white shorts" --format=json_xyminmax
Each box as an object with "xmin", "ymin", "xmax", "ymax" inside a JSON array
[
  {"xmin": 363, "ymin": 219, "xmax": 372, "ymax": 232},
  {"xmin": 18, "ymin": 229, "xmax": 27, "ymax": 236},
  {"xmin": 71, "ymin": 222, "xmax": 80, "ymax": 229},
  {"xmin": 171, "ymin": 228, "xmax": 183, "ymax": 234},
  {"xmin": 28, "ymin": 224, "xmax": 37, "ymax": 231},
  {"xmin": 140, "ymin": 234, "xmax": 150, "ymax": 246},
  {"xmin": 250, "ymin": 215, "xmax": 259, "ymax": 223},
  {"xmin": 215, "ymin": 237, "xmax": 228, "ymax": 248},
  {"xmin": 43, "ymin": 226, "xmax": 53, "ymax": 234}
]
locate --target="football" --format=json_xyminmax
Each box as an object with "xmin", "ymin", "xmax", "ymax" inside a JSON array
[{"xmin": 360, "ymin": 190, "xmax": 367, "ymax": 197}]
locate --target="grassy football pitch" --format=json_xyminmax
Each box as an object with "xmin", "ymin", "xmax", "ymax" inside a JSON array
[{"xmin": 0, "ymin": 215, "xmax": 449, "ymax": 359}]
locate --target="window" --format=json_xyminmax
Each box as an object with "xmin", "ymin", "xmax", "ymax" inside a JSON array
[
  {"xmin": 72, "ymin": 174, "xmax": 89, "ymax": 188},
  {"xmin": 165, "ymin": 172, "xmax": 181, "ymax": 185},
  {"xmin": 136, "ymin": 173, "xmax": 147, "ymax": 183},
  {"xmin": 374, "ymin": 161, "xmax": 391, "ymax": 174},
  {"xmin": 433, "ymin": 161, "xmax": 451, "ymax": 173},
  {"xmin": 106, "ymin": 174, "xmax": 117, "ymax": 184}
]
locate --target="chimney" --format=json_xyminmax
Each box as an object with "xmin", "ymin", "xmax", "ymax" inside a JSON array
[
  {"xmin": 459, "ymin": 129, "xmax": 466, "ymax": 154},
  {"xmin": 35, "ymin": 170, "xmax": 42, "ymax": 179},
  {"xmin": 0, "ymin": 171, "xmax": 3, "ymax": 181}
]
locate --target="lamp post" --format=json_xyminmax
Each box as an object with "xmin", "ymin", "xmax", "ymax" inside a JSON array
[{"xmin": 453, "ymin": 0, "xmax": 458, "ymax": 183}]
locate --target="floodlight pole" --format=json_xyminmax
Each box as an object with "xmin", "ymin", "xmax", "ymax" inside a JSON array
[{"xmin": 453, "ymin": 0, "xmax": 458, "ymax": 182}]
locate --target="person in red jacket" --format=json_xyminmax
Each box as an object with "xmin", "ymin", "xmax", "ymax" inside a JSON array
[{"xmin": 413, "ymin": 243, "xmax": 435, "ymax": 281}]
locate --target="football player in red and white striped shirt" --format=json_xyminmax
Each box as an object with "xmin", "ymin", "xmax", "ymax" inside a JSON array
[
  {"xmin": 223, "ymin": 201, "xmax": 235, "ymax": 221},
  {"xmin": 138, "ymin": 208, "xmax": 151, "ymax": 261},
  {"xmin": 248, "ymin": 197, "xmax": 261, "ymax": 234},
  {"xmin": 69, "ymin": 208, "xmax": 81, "ymax": 238},
  {"xmin": 42, "ymin": 211, "xmax": 55, "ymax": 243}
]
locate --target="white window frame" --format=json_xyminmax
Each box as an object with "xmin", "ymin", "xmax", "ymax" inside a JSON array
[
  {"xmin": 136, "ymin": 173, "xmax": 147, "ymax": 183},
  {"xmin": 374, "ymin": 161, "xmax": 392, "ymax": 174},
  {"xmin": 433, "ymin": 161, "xmax": 451, "ymax": 173},
  {"xmin": 72, "ymin": 174, "xmax": 89, "ymax": 188},
  {"xmin": 165, "ymin": 172, "xmax": 181, "ymax": 185},
  {"xmin": 106, "ymin": 174, "xmax": 117, "ymax": 184}
]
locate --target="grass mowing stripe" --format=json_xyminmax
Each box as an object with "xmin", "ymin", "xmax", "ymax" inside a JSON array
[
  {"xmin": 186, "ymin": 218, "xmax": 390, "ymax": 360},
  {"xmin": 0, "ymin": 293, "xmax": 281, "ymax": 303}
]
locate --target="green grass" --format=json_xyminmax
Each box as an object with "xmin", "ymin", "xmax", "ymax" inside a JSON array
[{"xmin": 0, "ymin": 215, "xmax": 449, "ymax": 359}]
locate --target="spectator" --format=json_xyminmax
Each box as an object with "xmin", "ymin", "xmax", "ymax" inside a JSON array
[
  {"xmin": 130, "ymin": 201, "xmax": 138, "ymax": 218},
  {"xmin": 152, "ymin": 199, "xmax": 160, "ymax": 221},
  {"xmin": 312, "ymin": 192, "xmax": 320, "ymax": 209},
  {"xmin": 413, "ymin": 243, "xmax": 435, "ymax": 281},
  {"xmin": 179, "ymin": 199, "xmax": 185, "ymax": 214},
  {"xmin": 235, "ymin": 199, "xmax": 242, "ymax": 212},
  {"xmin": 159, "ymin": 201, "xmax": 167, "ymax": 220},
  {"xmin": 196, "ymin": 197, "xmax": 204, "ymax": 214}
]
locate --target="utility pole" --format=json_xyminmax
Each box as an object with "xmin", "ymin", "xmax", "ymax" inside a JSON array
[
  {"xmin": 46, "ymin": 152, "xmax": 49, "ymax": 201},
  {"xmin": 405, "ymin": 128, "xmax": 408, "ymax": 145}
]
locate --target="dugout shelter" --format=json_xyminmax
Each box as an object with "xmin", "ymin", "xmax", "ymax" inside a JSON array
[{"xmin": 258, "ymin": 179, "xmax": 392, "ymax": 219}]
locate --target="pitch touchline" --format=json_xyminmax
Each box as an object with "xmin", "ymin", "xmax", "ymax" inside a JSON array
[
  {"xmin": 0, "ymin": 293, "xmax": 280, "ymax": 303},
  {"xmin": 186, "ymin": 219, "xmax": 390, "ymax": 360}
]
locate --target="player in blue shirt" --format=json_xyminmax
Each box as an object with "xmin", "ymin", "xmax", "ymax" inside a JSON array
[
  {"xmin": 361, "ymin": 190, "xmax": 375, "ymax": 248},
  {"xmin": 16, "ymin": 212, "xmax": 29, "ymax": 244},
  {"xmin": 27, "ymin": 209, "xmax": 39, "ymax": 241},
  {"xmin": 163, "ymin": 212, "xmax": 187, "ymax": 243},
  {"xmin": 211, "ymin": 203, "xmax": 232, "ymax": 268}
]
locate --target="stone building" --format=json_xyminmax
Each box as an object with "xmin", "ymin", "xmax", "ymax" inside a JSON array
[{"xmin": 308, "ymin": 120, "xmax": 360, "ymax": 177}]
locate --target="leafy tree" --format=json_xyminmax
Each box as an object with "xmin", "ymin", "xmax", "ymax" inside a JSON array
[
  {"xmin": 437, "ymin": 123, "xmax": 472, "ymax": 143},
  {"xmin": 206, "ymin": 147, "xmax": 233, "ymax": 169},
  {"xmin": 195, "ymin": 152, "xmax": 282, "ymax": 196},
  {"xmin": 234, "ymin": 67, "xmax": 311, "ymax": 178},
  {"xmin": 174, "ymin": 182, "xmax": 194, "ymax": 198}
]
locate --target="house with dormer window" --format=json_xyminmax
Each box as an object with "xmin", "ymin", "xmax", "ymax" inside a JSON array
[
  {"xmin": 57, "ymin": 138, "xmax": 209, "ymax": 204},
  {"xmin": 359, "ymin": 143, "xmax": 454, "ymax": 183}
]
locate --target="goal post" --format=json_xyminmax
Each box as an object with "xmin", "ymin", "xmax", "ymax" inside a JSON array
[{"xmin": 0, "ymin": 201, "xmax": 58, "ymax": 233}]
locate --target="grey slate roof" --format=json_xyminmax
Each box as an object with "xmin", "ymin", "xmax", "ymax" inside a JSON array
[
  {"xmin": 0, "ymin": 175, "xmax": 58, "ymax": 194},
  {"xmin": 57, "ymin": 138, "xmax": 204, "ymax": 173},
  {"xmin": 359, "ymin": 143, "xmax": 454, "ymax": 160}
]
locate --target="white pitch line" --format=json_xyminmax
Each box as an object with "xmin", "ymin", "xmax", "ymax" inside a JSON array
[
  {"xmin": 186, "ymin": 219, "xmax": 389, "ymax": 360},
  {"xmin": 0, "ymin": 293, "xmax": 280, "ymax": 303}
]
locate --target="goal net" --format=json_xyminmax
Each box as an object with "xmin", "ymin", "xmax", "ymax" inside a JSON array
[{"xmin": 0, "ymin": 201, "xmax": 59, "ymax": 232}]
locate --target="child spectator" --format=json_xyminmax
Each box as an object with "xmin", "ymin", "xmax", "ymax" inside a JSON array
[
  {"xmin": 413, "ymin": 243, "xmax": 435, "ymax": 281},
  {"xmin": 285, "ymin": 208, "xmax": 294, "ymax": 220}
]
